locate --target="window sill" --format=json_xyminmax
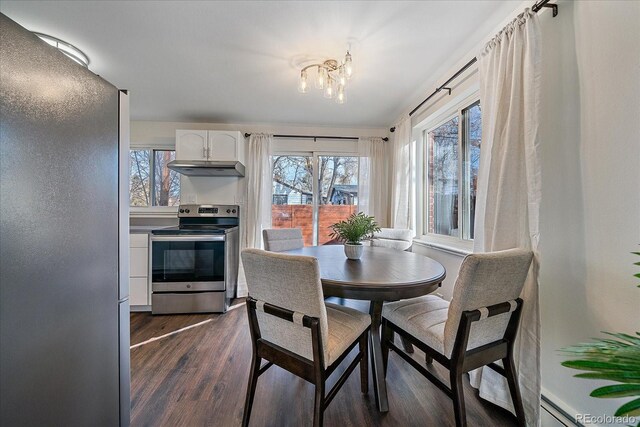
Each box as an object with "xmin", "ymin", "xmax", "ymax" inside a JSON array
[{"xmin": 412, "ymin": 236, "xmax": 472, "ymax": 257}]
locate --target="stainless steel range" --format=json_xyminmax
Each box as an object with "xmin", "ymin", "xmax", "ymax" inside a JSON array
[{"xmin": 150, "ymin": 204, "xmax": 239, "ymax": 314}]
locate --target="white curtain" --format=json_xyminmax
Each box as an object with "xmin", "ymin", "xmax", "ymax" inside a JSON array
[
  {"xmin": 358, "ymin": 137, "xmax": 388, "ymax": 226},
  {"xmin": 237, "ymin": 133, "xmax": 272, "ymax": 297},
  {"xmin": 389, "ymin": 117, "xmax": 414, "ymax": 231},
  {"xmin": 471, "ymin": 9, "xmax": 541, "ymax": 426}
]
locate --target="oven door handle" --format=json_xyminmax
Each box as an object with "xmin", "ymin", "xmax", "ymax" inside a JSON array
[{"xmin": 151, "ymin": 235, "xmax": 226, "ymax": 242}]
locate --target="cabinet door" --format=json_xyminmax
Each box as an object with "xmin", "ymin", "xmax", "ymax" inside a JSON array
[
  {"xmin": 176, "ymin": 130, "xmax": 208, "ymax": 160},
  {"xmin": 130, "ymin": 247, "xmax": 148, "ymax": 277},
  {"xmin": 129, "ymin": 277, "xmax": 149, "ymax": 306},
  {"xmin": 207, "ymin": 131, "xmax": 241, "ymax": 161}
]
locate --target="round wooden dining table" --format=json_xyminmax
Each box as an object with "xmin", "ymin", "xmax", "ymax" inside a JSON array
[{"xmin": 283, "ymin": 244, "xmax": 446, "ymax": 413}]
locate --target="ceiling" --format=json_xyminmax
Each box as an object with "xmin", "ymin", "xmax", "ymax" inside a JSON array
[{"xmin": 0, "ymin": 1, "xmax": 520, "ymax": 128}]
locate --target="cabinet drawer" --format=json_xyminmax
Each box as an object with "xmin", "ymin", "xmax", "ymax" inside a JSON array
[
  {"xmin": 130, "ymin": 233, "xmax": 149, "ymax": 248},
  {"xmin": 130, "ymin": 277, "xmax": 149, "ymax": 306},
  {"xmin": 130, "ymin": 247, "xmax": 149, "ymax": 277}
]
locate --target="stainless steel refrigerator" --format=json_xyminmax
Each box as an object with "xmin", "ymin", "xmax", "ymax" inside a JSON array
[{"xmin": 0, "ymin": 14, "xmax": 130, "ymax": 426}]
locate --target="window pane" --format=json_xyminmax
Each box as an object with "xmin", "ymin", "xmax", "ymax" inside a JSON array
[
  {"xmin": 129, "ymin": 150, "xmax": 150, "ymax": 206},
  {"xmin": 153, "ymin": 150, "xmax": 180, "ymax": 206},
  {"xmin": 427, "ymin": 116, "xmax": 459, "ymax": 237},
  {"xmin": 463, "ymin": 102, "xmax": 481, "ymax": 239},
  {"xmin": 271, "ymin": 156, "xmax": 313, "ymax": 246},
  {"xmin": 317, "ymin": 156, "xmax": 358, "ymax": 245}
]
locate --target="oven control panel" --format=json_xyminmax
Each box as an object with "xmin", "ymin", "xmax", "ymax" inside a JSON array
[{"xmin": 178, "ymin": 204, "xmax": 239, "ymax": 218}]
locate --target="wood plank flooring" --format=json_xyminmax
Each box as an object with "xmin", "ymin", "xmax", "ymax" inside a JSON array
[{"xmin": 130, "ymin": 300, "xmax": 518, "ymax": 426}]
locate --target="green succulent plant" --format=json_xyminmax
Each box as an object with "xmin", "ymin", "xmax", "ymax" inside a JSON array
[
  {"xmin": 561, "ymin": 251, "xmax": 640, "ymax": 425},
  {"xmin": 329, "ymin": 212, "xmax": 381, "ymax": 244}
]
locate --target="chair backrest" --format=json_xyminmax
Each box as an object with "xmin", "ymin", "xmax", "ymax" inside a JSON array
[
  {"xmin": 371, "ymin": 228, "xmax": 413, "ymax": 251},
  {"xmin": 241, "ymin": 248, "xmax": 329, "ymax": 362},
  {"xmin": 443, "ymin": 248, "xmax": 533, "ymax": 357},
  {"xmin": 263, "ymin": 228, "xmax": 304, "ymax": 252}
]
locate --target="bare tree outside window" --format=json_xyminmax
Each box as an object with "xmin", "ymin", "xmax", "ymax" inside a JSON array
[
  {"xmin": 129, "ymin": 149, "xmax": 180, "ymax": 207},
  {"xmin": 130, "ymin": 150, "xmax": 150, "ymax": 206},
  {"xmin": 271, "ymin": 155, "xmax": 359, "ymax": 245},
  {"xmin": 154, "ymin": 150, "xmax": 180, "ymax": 206}
]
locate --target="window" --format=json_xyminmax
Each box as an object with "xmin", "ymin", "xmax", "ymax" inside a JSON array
[
  {"xmin": 424, "ymin": 100, "xmax": 481, "ymax": 241},
  {"xmin": 129, "ymin": 149, "xmax": 180, "ymax": 207},
  {"xmin": 271, "ymin": 154, "xmax": 359, "ymax": 246}
]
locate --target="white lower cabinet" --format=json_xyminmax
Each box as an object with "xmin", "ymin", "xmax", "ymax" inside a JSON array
[
  {"xmin": 130, "ymin": 277, "xmax": 149, "ymax": 306},
  {"xmin": 129, "ymin": 233, "xmax": 150, "ymax": 308}
]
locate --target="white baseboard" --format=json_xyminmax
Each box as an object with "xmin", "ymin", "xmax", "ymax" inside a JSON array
[{"xmin": 541, "ymin": 392, "xmax": 583, "ymax": 427}]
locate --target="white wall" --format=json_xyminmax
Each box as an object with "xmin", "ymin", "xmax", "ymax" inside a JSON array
[
  {"xmin": 538, "ymin": 1, "xmax": 640, "ymax": 424},
  {"xmin": 406, "ymin": 1, "xmax": 640, "ymax": 425}
]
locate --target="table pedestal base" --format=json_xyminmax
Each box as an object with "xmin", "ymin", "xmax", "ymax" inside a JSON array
[{"xmin": 369, "ymin": 301, "xmax": 389, "ymax": 413}]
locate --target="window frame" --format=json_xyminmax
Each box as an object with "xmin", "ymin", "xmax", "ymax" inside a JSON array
[
  {"xmin": 129, "ymin": 146, "xmax": 180, "ymax": 214},
  {"xmin": 270, "ymin": 149, "xmax": 360, "ymax": 246},
  {"xmin": 417, "ymin": 93, "xmax": 480, "ymax": 252}
]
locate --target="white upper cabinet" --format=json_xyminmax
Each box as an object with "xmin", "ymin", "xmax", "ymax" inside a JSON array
[
  {"xmin": 176, "ymin": 130, "xmax": 208, "ymax": 160},
  {"xmin": 176, "ymin": 130, "xmax": 244, "ymax": 162},
  {"xmin": 208, "ymin": 131, "xmax": 244, "ymax": 162}
]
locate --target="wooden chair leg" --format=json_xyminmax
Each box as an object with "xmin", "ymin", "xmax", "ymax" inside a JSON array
[
  {"xmin": 242, "ymin": 355, "xmax": 262, "ymax": 427},
  {"xmin": 503, "ymin": 355, "xmax": 526, "ymax": 427},
  {"xmin": 359, "ymin": 332, "xmax": 369, "ymax": 393},
  {"xmin": 401, "ymin": 337, "xmax": 415, "ymax": 353},
  {"xmin": 313, "ymin": 381, "xmax": 325, "ymax": 427},
  {"xmin": 381, "ymin": 320, "xmax": 393, "ymax": 377},
  {"xmin": 450, "ymin": 368, "xmax": 467, "ymax": 427}
]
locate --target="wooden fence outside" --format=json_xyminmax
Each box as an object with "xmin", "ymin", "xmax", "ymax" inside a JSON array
[{"xmin": 271, "ymin": 204, "xmax": 358, "ymax": 246}]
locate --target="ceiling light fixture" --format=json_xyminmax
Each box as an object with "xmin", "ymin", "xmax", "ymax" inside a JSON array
[
  {"xmin": 298, "ymin": 50, "xmax": 352, "ymax": 104},
  {"xmin": 33, "ymin": 32, "xmax": 90, "ymax": 68}
]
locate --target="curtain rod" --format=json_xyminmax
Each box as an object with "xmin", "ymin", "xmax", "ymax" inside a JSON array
[
  {"xmin": 244, "ymin": 133, "xmax": 389, "ymax": 142},
  {"xmin": 389, "ymin": 0, "xmax": 557, "ymax": 132}
]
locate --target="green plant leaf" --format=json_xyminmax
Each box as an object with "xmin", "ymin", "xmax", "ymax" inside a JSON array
[
  {"xmin": 562, "ymin": 360, "xmax": 639, "ymax": 372},
  {"xmin": 613, "ymin": 397, "xmax": 640, "ymax": 416},
  {"xmin": 591, "ymin": 384, "xmax": 640, "ymax": 398},
  {"xmin": 574, "ymin": 371, "xmax": 640, "ymax": 384}
]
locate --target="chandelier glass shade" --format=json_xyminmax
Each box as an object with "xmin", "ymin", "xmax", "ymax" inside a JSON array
[
  {"xmin": 34, "ymin": 32, "xmax": 90, "ymax": 68},
  {"xmin": 298, "ymin": 50, "xmax": 352, "ymax": 104}
]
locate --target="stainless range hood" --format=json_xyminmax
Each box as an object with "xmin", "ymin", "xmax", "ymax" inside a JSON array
[{"xmin": 167, "ymin": 160, "xmax": 245, "ymax": 177}]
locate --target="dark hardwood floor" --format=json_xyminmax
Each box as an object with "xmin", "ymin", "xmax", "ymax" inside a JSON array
[{"xmin": 130, "ymin": 299, "xmax": 518, "ymax": 427}]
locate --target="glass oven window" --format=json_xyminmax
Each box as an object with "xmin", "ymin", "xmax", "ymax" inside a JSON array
[{"xmin": 152, "ymin": 240, "xmax": 225, "ymax": 283}]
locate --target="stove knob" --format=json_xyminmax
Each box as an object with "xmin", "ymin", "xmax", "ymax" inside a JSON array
[
  {"xmin": 232, "ymin": 209, "xmax": 236, "ymax": 214},
  {"xmin": 227, "ymin": 209, "xmax": 231, "ymax": 214},
  {"xmin": 179, "ymin": 209, "xmax": 184, "ymax": 213},
  {"xmin": 185, "ymin": 209, "xmax": 190, "ymax": 213}
]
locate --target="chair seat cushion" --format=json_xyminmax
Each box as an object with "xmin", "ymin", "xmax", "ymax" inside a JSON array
[
  {"xmin": 325, "ymin": 303, "xmax": 371, "ymax": 367},
  {"xmin": 382, "ymin": 295, "xmax": 449, "ymax": 355},
  {"xmin": 370, "ymin": 238, "xmax": 412, "ymax": 251}
]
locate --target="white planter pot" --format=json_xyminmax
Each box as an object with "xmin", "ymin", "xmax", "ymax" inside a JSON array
[{"xmin": 344, "ymin": 243, "xmax": 364, "ymax": 260}]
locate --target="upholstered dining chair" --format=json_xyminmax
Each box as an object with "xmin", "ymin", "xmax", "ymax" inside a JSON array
[
  {"xmin": 263, "ymin": 228, "xmax": 304, "ymax": 252},
  {"xmin": 370, "ymin": 228, "xmax": 413, "ymax": 251},
  {"xmin": 241, "ymin": 249, "xmax": 371, "ymax": 427},
  {"xmin": 381, "ymin": 248, "xmax": 533, "ymax": 427}
]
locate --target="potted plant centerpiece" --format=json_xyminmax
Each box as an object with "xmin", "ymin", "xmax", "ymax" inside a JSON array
[{"xmin": 329, "ymin": 212, "xmax": 380, "ymax": 260}]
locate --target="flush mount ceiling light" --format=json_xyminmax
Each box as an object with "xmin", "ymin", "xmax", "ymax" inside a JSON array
[
  {"xmin": 298, "ymin": 50, "xmax": 352, "ymax": 104},
  {"xmin": 34, "ymin": 32, "xmax": 90, "ymax": 68}
]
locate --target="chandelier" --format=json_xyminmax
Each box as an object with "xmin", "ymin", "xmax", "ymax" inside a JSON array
[{"xmin": 298, "ymin": 50, "xmax": 353, "ymax": 104}]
